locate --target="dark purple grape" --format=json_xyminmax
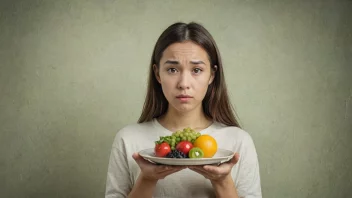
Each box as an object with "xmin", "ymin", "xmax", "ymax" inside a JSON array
[{"xmin": 166, "ymin": 150, "xmax": 188, "ymax": 158}]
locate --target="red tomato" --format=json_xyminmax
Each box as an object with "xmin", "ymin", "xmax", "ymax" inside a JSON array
[
  {"xmin": 176, "ymin": 141, "xmax": 193, "ymax": 155},
  {"xmin": 154, "ymin": 142, "xmax": 171, "ymax": 157}
]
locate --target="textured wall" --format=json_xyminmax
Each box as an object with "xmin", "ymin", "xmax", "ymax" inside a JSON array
[{"xmin": 1, "ymin": 0, "xmax": 351, "ymax": 197}]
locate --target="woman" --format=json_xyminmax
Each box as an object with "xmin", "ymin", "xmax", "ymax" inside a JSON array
[{"xmin": 105, "ymin": 22, "xmax": 262, "ymax": 198}]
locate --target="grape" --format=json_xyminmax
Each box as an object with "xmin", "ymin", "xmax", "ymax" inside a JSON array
[
  {"xmin": 166, "ymin": 150, "xmax": 187, "ymax": 158},
  {"xmin": 156, "ymin": 127, "xmax": 202, "ymax": 149}
]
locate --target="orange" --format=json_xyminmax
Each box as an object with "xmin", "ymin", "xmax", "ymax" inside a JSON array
[{"xmin": 193, "ymin": 135, "xmax": 217, "ymax": 158}]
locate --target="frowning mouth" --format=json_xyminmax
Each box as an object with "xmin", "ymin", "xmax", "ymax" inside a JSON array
[
  {"xmin": 176, "ymin": 94, "xmax": 193, "ymax": 98},
  {"xmin": 176, "ymin": 94, "xmax": 193, "ymax": 102}
]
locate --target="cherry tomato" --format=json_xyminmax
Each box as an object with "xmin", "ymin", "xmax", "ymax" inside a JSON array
[
  {"xmin": 154, "ymin": 142, "xmax": 171, "ymax": 157},
  {"xmin": 176, "ymin": 141, "xmax": 193, "ymax": 155}
]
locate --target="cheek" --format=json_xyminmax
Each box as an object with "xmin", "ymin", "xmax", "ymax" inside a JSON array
[
  {"xmin": 160, "ymin": 76, "xmax": 174, "ymax": 88},
  {"xmin": 160, "ymin": 77, "xmax": 176, "ymax": 97},
  {"xmin": 194, "ymin": 79, "xmax": 210, "ymax": 97},
  {"xmin": 197, "ymin": 76, "xmax": 211, "ymax": 88}
]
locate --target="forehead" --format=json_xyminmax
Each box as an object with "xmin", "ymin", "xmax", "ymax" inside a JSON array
[{"xmin": 161, "ymin": 41, "xmax": 209, "ymax": 60}]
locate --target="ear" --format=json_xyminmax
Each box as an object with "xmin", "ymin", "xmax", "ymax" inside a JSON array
[
  {"xmin": 153, "ymin": 64, "xmax": 161, "ymax": 83},
  {"xmin": 209, "ymin": 65, "xmax": 217, "ymax": 85}
]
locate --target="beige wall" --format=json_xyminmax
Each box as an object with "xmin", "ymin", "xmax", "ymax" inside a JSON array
[{"xmin": 1, "ymin": 0, "xmax": 351, "ymax": 197}]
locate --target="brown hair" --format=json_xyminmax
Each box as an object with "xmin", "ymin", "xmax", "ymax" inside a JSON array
[{"xmin": 138, "ymin": 22, "xmax": 241, "ymax": 127}]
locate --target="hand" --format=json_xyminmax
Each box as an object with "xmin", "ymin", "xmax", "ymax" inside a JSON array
[
  {"xmin": 188, "ymin": 153, "xmax": 240, "ymax": 182},
  {"xmin": 132, "ymin": 153, "xmax": 186, "ymax": 181}
]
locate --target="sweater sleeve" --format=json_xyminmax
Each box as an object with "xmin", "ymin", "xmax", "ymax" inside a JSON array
[
  {"xmin": 235, "ymin": 133, "xmax": 262, "ymax": 198},
  {"xmin": 105, "ymin": 134, "xmax": 132, "ymax": 198}
]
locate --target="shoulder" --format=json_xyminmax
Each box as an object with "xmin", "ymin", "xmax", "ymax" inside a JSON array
[
  {"xmin": 212, "ymin": 123, "xmax": 254, "ymax": 142},
  {"xmin": 111, "ymin": 120, "xmax": 155, "ymax": 147},
  {"xmin": 116, "ymin": 121, "xmax": 154, "ymax": 137},
  {"xmin": 209, "ymin": 123, "xmax": 257, "ymax": 151}
]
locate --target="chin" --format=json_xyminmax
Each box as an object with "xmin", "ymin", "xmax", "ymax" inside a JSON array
[
  {"xmin": 171, "ymin": 103, "xmax": 195, "ymax": 113},
  {"xmin": 177, "ymin": 107, "xmax": 192, "ymax": 113}
]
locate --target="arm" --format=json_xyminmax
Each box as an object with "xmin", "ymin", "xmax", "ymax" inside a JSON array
[
  {"xmin": 235, "ymin": 133, "xmax": 262, "ymax": 198},
  {"xmin": 211, "ymin": 175, "xmax": 239, "ymax": 198},
  {"xmin": 127, "ymin": 153, "xmax": 186, "ymax": 198},
  {"xmin": 105, "ymin": 139, "xmax": 160, "ymax": 198},
  {"xmin": 189, "ymin": 153, "xmax": 240, "ymax": 198},
  {"xmin": 189, "ymin": 133, "xmax": 262, "ymax": 198},
  {"xmin": 211, "ymin": 133, "xmax": 262, "ymax": 198},
  {"xmin": 105, "ymin": 131, "xmax": 185, "ymax": 198},
  {"xmin": 127, "ymin": 175, "xmax": 157, "ymax": 198},
  {"xmin": 105, "ymin": 147, "xmax": 132, "ymax": 198}
]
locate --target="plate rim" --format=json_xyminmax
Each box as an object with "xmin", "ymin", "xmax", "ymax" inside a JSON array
[{"xmin": 138, "ymin": 148, "xmax": 235, "ymax": 164}]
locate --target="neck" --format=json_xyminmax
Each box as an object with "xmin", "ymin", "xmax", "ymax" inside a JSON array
[{"xmin": 158, "ymin": 104, "xmax": 212, "ymax": 132}]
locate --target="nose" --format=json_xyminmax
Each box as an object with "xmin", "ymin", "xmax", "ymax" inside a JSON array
[{"xmin": 177, "ymin": 72, "xmax": 190, "ymax": 90}]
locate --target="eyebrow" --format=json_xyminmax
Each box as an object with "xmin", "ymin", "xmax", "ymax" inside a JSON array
[
  {"xmin": 163, "ymin": 60, "xmax": 206, "ymax": 65},
  {"xmin": 164, "ymin": 60, "xmax": 179, "ymax": 65},
  {"xmin": 190, "ymin": 60, "xmax": 206, "ymax": 65}
]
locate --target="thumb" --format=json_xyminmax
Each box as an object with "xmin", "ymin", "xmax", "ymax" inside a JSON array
[
  {"xmin": 132, "ymin": 153, "xmax": 142, "ymax": 164},
  {"xmin": 230, "ymin": 153, "xmax": 240, "ymax": 165}
]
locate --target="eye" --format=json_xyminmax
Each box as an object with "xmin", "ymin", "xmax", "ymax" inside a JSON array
[
  {"xmin": 193, "ymin": 68, "xmax": 202, "ymax": 74},
  {"xmin": 167, "ymin": 68, "xmax": 178, "ymax": 73}
]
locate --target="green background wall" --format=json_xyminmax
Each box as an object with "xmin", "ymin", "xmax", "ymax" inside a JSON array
[{"xmin": 1, "ymin": 0, "xmax": 351, "ymax": 197}]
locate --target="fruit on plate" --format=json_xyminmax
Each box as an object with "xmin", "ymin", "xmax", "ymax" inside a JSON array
[
  {"xmin": 193, "ymin": 134, "xmax": 218, "ymax": 158},
  {"xmin": 154, "ymin": 127, "xmax": 201, "ymax": 150},
  {"xmin": 166, "ymin": 150, "xmax": 187, "ymax": 158},
  {"xmin": 154, "ymin": 142, "xmax": 171, "ymax": 157},
  {"xmin": 188, "ymin": 147, "xmax": 204, "ymax": 158},
  {"xmin": 175, "ymin": 141, "xmax": 193, "ymax": 155},
  {"xmin": 154, "ymin": 128, "xmax": 217, "ymax": 159}
]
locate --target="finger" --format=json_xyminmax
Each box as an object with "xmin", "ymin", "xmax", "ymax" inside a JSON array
[
  {"xmin": 214, "ymin": 152, "xmax": 239, "ymax": 169},
  {"xmin": 203, "ymin": 165, "xmax": 227, "ymax": 175},
  {"xmin": 189, "ymin": 167, "xmax": 209, "ymax": 178},
  {"xmin": 203, "ymin": 165, "xmax": 218, "ymax": 172},
  {"xmin": 132, "ymin": 153, "xmax": 146, "ymax": 165},
  {"xmin": 229, "ymin": 153, "xmax": 240, "ymax": 165},
  {"xmin": 190, "ymin": 165, "xmax": 220, "ymax": 175},
  {"xmin": 189, "ymin": 166, "xmax": 209, "ymax": 174},
  {"xmin": 189, "ymin": 165, "xmax": 211, "ymax": 171},
  {"xmin": 133, "ymin": 153, "xmax": 159, "ymax": 167}
]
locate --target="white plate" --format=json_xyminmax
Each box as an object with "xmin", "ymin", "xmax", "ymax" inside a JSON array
[{"xmin": 139, "ymin": 148, "xmax": 235, "ymax": 166}]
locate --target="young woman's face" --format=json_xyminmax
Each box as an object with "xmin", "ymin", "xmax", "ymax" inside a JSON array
[{"xmin": 154, "ymin": 41, "xmax": 215, "ymax": 113}]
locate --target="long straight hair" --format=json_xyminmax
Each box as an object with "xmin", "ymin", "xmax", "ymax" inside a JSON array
[{"xmin": 138, "ymin": 22, "xmax": 241, "ymax": 127}]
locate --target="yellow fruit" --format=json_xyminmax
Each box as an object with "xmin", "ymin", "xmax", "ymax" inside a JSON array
[{"xmin": 193, "ymin": 135, "xmax": 217, "ymax": 158}]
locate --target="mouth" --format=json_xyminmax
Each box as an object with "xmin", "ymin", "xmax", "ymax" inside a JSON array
[
  {"xmin": 176, "ymin": 94, "xmax": 193, "ymax": 98},
  {"xmin": 176, "ymin": 94, "xmax": 193, "ymax": 102}
]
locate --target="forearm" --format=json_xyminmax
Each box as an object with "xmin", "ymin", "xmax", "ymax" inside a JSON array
[
  {"xmin": 211, "ymin": 176, "xmax": 239, "ymax": 198},
  {"xmin": 127, "ymin": 175, "xmax": 157, "ymax": 198}
]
